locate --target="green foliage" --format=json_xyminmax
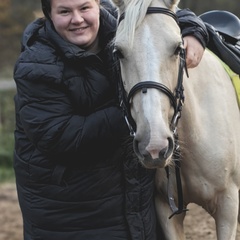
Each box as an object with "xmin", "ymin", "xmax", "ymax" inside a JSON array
[
  {"xmin": 0, "ymin": 167, "xmax": 15, "ymax": 183},
  {"xmin": 0, "ymin": 90, "xmax": 16, "ymax": 131},
  {"xmin": 0, "ymin": 132, "xmax": 14, "ymax": 167},
  {"xmin": 0, "ymin": 131, "xmax": 15, "ymax": 182},
  {"xmin": 0, "ymin": 89, "xmax": 16, "ymax": 182}
]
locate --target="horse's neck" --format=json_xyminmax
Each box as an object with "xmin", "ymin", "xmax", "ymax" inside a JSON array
[{"xmin": 180, "ymin": 50, "xmax": 240, "ymax": 138}]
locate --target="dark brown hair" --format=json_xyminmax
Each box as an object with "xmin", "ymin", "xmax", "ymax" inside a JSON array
[{"xmin": 41, "ymin": 0, "xmax": 51, "ymax": 20}]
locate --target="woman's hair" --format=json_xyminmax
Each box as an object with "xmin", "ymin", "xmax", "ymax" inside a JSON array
[{"xmin": 41, "ymin": 0, "xmax": 51, "ymax": 20}]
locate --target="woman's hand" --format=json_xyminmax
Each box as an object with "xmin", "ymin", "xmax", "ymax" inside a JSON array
[{"xmin": 183, "ymin": 36, "xmax": 205, "ymax": 68}]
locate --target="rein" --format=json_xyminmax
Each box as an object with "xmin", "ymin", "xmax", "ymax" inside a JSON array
[{"xmin": 116, "ymin": 7, "xmax": 189, "ymax": 218}]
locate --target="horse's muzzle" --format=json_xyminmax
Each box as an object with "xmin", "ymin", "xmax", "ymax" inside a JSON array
[{"xmin": 133, "ymin": 137, "xmax": 174, "ymax": 168}]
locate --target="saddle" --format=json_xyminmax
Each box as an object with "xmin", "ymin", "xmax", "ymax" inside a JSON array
[{"xmin": 199, "ymin": 10, "xmax": 240, "ymax": 75}]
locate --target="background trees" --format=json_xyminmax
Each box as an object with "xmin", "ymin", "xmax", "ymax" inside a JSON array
[{"xmin": 0, "ymin": 0, "xmax": 41, "ymax": 73}]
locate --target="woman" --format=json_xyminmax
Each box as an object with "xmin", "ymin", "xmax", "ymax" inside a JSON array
[{"xmin": 13, "ymin": 0, "xmax": 208, "ymax": 239}]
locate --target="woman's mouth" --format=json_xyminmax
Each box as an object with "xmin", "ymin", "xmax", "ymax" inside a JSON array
[{"xmin": 70, "ymin": 26, "xmax": 88, "ymax": 33}]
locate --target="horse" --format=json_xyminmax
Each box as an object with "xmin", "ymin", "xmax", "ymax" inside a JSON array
[{"xmin": 110, "ymin": 0, "xmax": 240, "ymax": 239}]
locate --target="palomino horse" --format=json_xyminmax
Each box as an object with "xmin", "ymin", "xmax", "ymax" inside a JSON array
[{"xmin": 111, "ymin": 0, "xmax": 240, "ymax": 239}]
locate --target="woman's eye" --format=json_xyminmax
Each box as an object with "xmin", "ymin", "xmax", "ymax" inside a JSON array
[
  {"xmin": 81, "ymin": 6, "xmax": 90, "ymax": 11},
  {"xmin": 60, "ymin": 9, "xmax": 70, "ymax": 15}
]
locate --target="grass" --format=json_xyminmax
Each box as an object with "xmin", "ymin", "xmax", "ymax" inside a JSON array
[
  {"xmin": 0, "ymin": 85, "xmax": 16, "ymax": 184},
  {"xmin": 0, "ymin": 167, "xmax": 15, "ymax": 183}
]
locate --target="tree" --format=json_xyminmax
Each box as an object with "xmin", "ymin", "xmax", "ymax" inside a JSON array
[{"xmin": 0, "ymin": 0, "xmax": 41, "ymax": 72}]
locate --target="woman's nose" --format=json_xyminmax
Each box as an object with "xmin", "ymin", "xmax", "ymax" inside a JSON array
[{"xmin": 71, "ymin": 11, "xmax": 84, "ymax": 23}]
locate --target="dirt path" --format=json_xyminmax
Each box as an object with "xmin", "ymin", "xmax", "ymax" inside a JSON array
[
  {"xmin": 0, "ymin": 183, "xmax": 23, "ymax": 240},
  {"xmin": 0, "ymin": 183, "xmax": 239, "ymax": 240}
]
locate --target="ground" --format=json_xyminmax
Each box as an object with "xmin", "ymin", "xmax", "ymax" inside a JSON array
[{"xmin": 0, "ymin": 183, "xmax": 240, "ymax": 240}]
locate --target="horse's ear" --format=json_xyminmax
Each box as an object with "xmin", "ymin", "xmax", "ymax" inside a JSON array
[
  {"xmin": 163, "ymin": 0, "xmax": 180, "ymax": 10},
  {"xmin": 110, "ymin": 0, "xmax": 125, "ymax": 13}
]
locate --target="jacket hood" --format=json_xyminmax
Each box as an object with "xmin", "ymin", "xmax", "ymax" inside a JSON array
[{"xmin": 21, "ymin": 18, "xmax": 45, "ymax": 51}]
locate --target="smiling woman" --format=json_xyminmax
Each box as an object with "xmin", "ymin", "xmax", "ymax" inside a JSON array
[{"xmin": 50, "ymin": 0, "xmax": 101, "ymax": 50}]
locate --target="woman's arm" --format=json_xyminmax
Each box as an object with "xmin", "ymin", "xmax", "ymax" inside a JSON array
[{"xmin": 177, "ymin": 8, "xmax": 209, "ymax": 68}]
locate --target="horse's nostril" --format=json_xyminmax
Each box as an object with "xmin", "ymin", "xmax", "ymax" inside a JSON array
[
  {"xmin": 162, "ymin": 137, "xmax": 174, "ymax": 159},
  {"xmin": 160, "ymin": 147, "xmax": 168, "ymax": 158}
]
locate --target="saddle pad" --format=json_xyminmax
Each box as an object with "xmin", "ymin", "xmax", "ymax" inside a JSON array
[
  {"xmin": 223, "ymin": 64, "xmax": 240, "ymax": 108},
  {"xmin": 208, "ymin": 49, "xmax": 240, "ymax": 108}
]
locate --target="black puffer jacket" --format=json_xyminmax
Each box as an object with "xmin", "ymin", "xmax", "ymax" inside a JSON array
[{"xmin": 14, "ymin": 2, "xmax": 208, "ymax": 240}]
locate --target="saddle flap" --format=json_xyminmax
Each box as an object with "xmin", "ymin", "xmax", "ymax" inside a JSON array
[{"xmin": 205, "ymin": 23, "xmax": 240, "ymax": 75}]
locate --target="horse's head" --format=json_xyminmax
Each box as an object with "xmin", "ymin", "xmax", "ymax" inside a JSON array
[{"xmin": 112, "ymin": 0, "xmax": 185, "ymax": 168}]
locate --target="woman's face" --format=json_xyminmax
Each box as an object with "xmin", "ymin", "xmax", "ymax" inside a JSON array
[{"xmin": 50, "ymin": 0, "xmax": 100, "ymax": 49}]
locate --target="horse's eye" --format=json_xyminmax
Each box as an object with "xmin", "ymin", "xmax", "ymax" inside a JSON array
[
  {"xmin": 174, "ymin": 45, "xmax": 182, "ymax": 56},
  {"xmin": 113, "ymin": 47, "xmax": 124, "ymax": 59},
  {"xmin": 174, "ymin": 43, "xmax": 184, "ymax": 56}
]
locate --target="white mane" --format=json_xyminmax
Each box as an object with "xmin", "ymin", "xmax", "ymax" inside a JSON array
[
  {"xmin": 116, "ymin": 0, "xmax": 153, "ymax": 48},
  {"xmin": 115, "ymin": 0, "xmax": 179, "ymax": 48}
]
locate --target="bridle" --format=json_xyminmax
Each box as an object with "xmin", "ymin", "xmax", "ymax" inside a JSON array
[
  {"xmin": 116, "ymin": 7, "xmax": 189, "ymax": 218},
  {"xmin": 118, "ymin": 7, "xmax": 188, "ymax": 137}
]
